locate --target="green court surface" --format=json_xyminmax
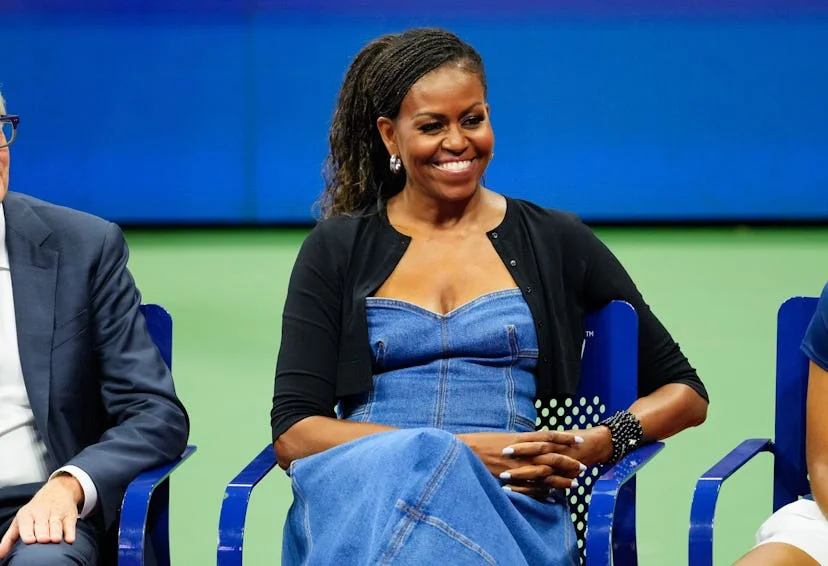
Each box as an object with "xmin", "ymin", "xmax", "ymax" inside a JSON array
[{"xmin": 122, "ymin": 226, "xmax": 828, "ymax": 565}]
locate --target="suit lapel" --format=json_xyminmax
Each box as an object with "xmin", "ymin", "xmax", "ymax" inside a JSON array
[{"xmin": 3, "ymin": 193, "xmax": 58, "ymax": 447}]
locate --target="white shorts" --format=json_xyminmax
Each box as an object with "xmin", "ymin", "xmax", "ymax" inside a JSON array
[{"xmin": 755, "ymin": 499, "xmax": 828, "ymax": 565}]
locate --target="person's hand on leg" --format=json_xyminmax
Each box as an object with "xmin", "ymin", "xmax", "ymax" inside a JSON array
[{"xmin": 0, "ymin": 474, "xmax": 83, "ymax": 558}]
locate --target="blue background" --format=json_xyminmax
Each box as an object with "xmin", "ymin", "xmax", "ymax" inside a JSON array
[{"xmin": 3, "ymin": 1, "xmax": 827, "ymax": 223}]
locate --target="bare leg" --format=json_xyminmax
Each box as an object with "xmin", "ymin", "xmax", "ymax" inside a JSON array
[{"xmin": 734, "ymin": 542, "xmax": 819, "ymax": 566}]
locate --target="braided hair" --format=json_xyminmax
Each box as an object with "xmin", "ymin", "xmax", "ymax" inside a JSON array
[{"xmin": 319, "ymin": 28, "xmax": 486, "ymax": 218}]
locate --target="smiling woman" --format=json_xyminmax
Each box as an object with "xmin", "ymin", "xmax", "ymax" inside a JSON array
[{"xmin": 270, "ymin": 27, "xmax": 709, "ymax": 565}]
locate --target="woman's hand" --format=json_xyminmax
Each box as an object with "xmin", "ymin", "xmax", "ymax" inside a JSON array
[
  {"xmin": 555, "ymin": 425, "xmax": 613, "ymax": 468},
  {"xmin": 458, "ymin": 430, "xmax": 586, "ymax": 498}
]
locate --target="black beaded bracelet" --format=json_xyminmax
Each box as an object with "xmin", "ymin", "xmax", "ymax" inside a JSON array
[{"xmin": 597, "ymin": 410, "xmax": 644, "ymax": 464}]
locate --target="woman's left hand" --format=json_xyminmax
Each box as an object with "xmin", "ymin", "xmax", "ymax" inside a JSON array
[{"xmin": 552, "ymin": 426, "xmax": 613, "ymax": 468}]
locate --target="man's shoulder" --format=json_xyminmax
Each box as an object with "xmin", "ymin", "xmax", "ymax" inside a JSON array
[
  {"xmin": 7, "ymin": 192, "xmax": 112, "ymax": 230},
  {"xmin": 5, "ymin": 191, "xmax": 115, "ymax": 245}
]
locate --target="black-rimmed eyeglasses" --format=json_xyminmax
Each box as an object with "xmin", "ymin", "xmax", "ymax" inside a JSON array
[{"xmin": 1, "ymin": 115, "xmax": 19, "ymax": 149}]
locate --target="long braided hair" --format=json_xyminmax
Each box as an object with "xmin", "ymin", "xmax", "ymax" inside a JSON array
[{"xmin": 319, "ymin": 28, "xmax": 486, "ymax": 218}]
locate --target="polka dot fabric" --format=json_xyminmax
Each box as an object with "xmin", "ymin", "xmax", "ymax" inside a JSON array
[{"xmin": 535, "ymin": 395, "xmax": 608, "ymax": 565}]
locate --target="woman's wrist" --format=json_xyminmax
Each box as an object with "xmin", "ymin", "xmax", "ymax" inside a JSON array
[
  {"xmin": 597, "ymin": 410, "xmax": 645, "ymax": 464},
  {"xmin": 593, "ymin": 425, "xmax": 614, "ymax": 464}
]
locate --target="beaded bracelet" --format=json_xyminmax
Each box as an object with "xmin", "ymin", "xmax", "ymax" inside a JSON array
[{"xmin": 597, "ymin": 410, "xmax": 644, "ymax": 464}]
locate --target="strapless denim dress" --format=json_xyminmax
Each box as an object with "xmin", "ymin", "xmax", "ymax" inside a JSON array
[{"xmin": 282, "ymin": 289, "xmax": 579, "ymax": 565}]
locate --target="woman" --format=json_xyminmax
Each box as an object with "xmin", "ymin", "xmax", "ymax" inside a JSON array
[
  {"xmin": 736, "ymin": 282, "xmax": 828, "ymax": 565},
  {"xmin": 271, "ymin": 28, "xmax": 708, "ymax": 565}
]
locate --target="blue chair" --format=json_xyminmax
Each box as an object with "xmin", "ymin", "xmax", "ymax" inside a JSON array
[
  {"xmin": 116, "ymin": 304, "xmax": 197, "ymax": 566},
  {"xmin": 688, "ymin": 296, "xmax": 818, "ymax": 566},
  {"xmin": 217, "ymin": 300, "xmax": 664, "ymax": 565}
]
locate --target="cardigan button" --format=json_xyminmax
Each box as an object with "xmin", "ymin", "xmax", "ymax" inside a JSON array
[
  {"xmin": 491, "ymin": 232, "xmax": 498, "ymax": 239},
  {"xmin": 543, "ymin": 356, "xmax": 550, "ymax": 364},
  {"xmin": 525, "ymin": 286, "xmax": 532, "ymax": 294},
  {"xmin": 537, "ymin": 321, "xmax": 544, "ymax": 328},
  {"xmin": 509, "ymin": 259, "xmax": 517, "ymax": 267}
]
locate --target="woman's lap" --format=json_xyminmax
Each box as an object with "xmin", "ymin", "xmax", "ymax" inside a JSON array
[{"xmin": 283, "ymin": 428, "xmax": 578, "ymax": 566}]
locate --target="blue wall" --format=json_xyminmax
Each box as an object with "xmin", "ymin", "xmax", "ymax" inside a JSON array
[{"xmin": 4, "ymin": 2, "xmax": 827, "ymax": 223}]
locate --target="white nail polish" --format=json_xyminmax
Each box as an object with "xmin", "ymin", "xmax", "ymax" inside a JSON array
[
  {"xmin": 579, "ymin": 463, "xmax": 587, "ymax": 472},
  {"xmin": 499, "ymin": 471, "xmax": 511, "ymax": 480},
  {"xmin": 571, "ymin": 478, "xmax": 579, "ymax": 488},
  {"xmin": 574, "ymin": 436, "xmax": 585, "ymax": 444},
  {"xmin": 502, "ymin": 447, "xmax": 515, "ymax": 455},
  {"xmin": 502, "ymin": 485, "xmax": 513, "ymax": 491}
]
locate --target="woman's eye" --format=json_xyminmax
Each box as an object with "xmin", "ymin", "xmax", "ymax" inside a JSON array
[
  {"xmin": 463, "ymin": 115, "xmax": 484, "ymax": 127},
  {"xmin": 418, "ymin": 122, "xmax": 443, "ymax": 133}
]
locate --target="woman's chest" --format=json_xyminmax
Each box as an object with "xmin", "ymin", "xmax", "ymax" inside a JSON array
[{"xmin": 373, "ymin": 235, "xmax": 517, "ymax": 315}]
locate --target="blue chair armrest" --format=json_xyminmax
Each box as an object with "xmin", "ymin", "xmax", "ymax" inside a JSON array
[
  {"xmin": 585, "ymin": 441, "xmax": 665, "ymax": 565},
  {"xmin": 118, "ymin": 444, "xmax": 197, "ymax": 566},
  {"xmin": 217, "ymin": 444, "xmax": 280, "ymax": 566},
  {"xmin": 688, "ymin": 438, "xmax": 773, "ymax": 566}
]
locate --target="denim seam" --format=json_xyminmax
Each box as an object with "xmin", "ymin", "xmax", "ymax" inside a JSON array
[
  {"xmin": 517, "ymin": 348, "xmax": 539, "ymax": 359},
  {"xmin": 378, "ymin": 439, "xmax": 460, "ymax": 564},
  {"xmin": 392, "ymin": 501, "xmax": 498, "ymax": 566},
  {"xmin": 290, "ymin": 471, "xmax": 314, "ymax": 558},
  {"xmin": 515, "ymin": 415, "xmax": 537, "ymax": 430},
  {"xmin": 434, "ymin": 317, "xmax": 449, "ymax": 429},
  {"xmin": 506, "ymin": 325, "xmax": 519, "ymax": 432},
  {"xmin": 362, "ymin": 377, "xmax": 377, "ymax": 423},
  {"xmin": 563, "ymin": 502, "xmax": 574, "ymax": 566}
]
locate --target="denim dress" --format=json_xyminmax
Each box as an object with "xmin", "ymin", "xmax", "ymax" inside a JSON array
[{"xmin": 283, "ymin": 289, "xmax": 579, "ymax": 565}]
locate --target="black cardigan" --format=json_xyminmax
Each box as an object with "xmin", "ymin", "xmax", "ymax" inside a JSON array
[{"xmin": 271, "ymin": 197, "xmax": 708, "ymax": 440}]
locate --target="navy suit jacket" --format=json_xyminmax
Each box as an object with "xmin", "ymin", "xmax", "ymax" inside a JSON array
[{"xmin": 2, "ymin": 191, "xmax": 189, "ymax": 530}]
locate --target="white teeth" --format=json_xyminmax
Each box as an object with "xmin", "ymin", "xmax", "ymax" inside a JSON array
[{"xmin": 435, "ymin": 160, "xmax": 472, "ymax": 172}]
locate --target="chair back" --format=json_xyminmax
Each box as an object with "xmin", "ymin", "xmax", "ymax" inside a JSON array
[
  {"xmin": 535, "ymin": 300, "xmax": 638, "ymax": 564},
  {"xmin": 773, "ymin": 296, "xmax": 818, "ymax": 511},
  {"xmin": 140, "ymin": 304, "xmax": 173, "ymax": 369},
  {"xmin": 117, "ymin": 304, "xmax": 174, "ymax": 566}
]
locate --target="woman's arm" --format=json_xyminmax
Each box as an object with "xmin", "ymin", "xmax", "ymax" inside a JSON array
[
  {"xmin": 806, "ymin": 361, "xmax": 828, "ymax": 519},
  {"xmin": 628, "ymin": 382, "xmax": 708, "ymax": 440},
  {"xmin": 274, "ymin": 417, "xmax": 396, "ymax": 469},
  {"xmin": 276, "ymin": 416, "xmax": 586, "ymax": 491},
  {"xmin": 271, "ymin": 222, "xmax": 352, "ymax": 467},
  {"xmin": 560, "ymin": 219, "xmax": 709, "ymax": 466},
  {"xmin": 559, "ymin": 383, "xmax": 707, "ymax": 467}
]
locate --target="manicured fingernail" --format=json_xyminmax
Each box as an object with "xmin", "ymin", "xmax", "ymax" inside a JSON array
[
  {"xmin": 502, "ymin": 447, "xmax": 515, "ymax": 455},
  {"xmin": 499, "ymin": 471, "xmax": 511, "ymax": 480},
  {"xmin": 574, "ymin": 436, "xmax": 585, "ymax": 444},
  {"xmin": 579, "ymin": 463, "xmax": 587, "ymax": 472},
  {"xmin": 571, "ymin": 479, "xmax": 579, "ymax": 488},
  {"xmin": 502, "ymin": 485, "xmax": 513, "ymax": 491}
]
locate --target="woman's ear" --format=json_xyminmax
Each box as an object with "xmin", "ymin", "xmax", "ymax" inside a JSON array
[{"xmin": 376, "ymin": 116, "xmax": 397, "ymax": 156}]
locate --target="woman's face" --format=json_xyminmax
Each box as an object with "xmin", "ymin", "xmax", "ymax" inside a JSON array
[{"xmin": 378, "ymin": 64, "xmax": 494, "ymax": 203}]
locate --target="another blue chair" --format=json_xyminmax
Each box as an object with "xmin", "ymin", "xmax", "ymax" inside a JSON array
[
  {"xmin": 116, "ymin": 304, "xmax": 196, "ymax": 566},
  {"xmin": 688, "ymin": 296, "xmax": 818, "ymax": 566},
  {"xmin": 217, "ymin": 300, "xmax": 664, "ymax": 565}
]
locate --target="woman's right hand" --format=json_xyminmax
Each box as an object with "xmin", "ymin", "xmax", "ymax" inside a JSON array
[{"xmin": 457, "ymin": 430, "xmax": 586, "ymax": 498}]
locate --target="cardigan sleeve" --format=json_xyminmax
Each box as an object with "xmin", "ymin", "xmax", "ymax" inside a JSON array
[
  {"xmin": 271, "ymin": 221, "xmax": 344, "ymax": 441},
  {"xmin": 575, "ymin": 220, "xmax": 709, "ymax": 402}
]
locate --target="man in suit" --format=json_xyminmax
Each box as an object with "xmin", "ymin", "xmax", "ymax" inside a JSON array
[{"xmin": 0, "ymin": 93, "xmax": 188, "ymax": 564}]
